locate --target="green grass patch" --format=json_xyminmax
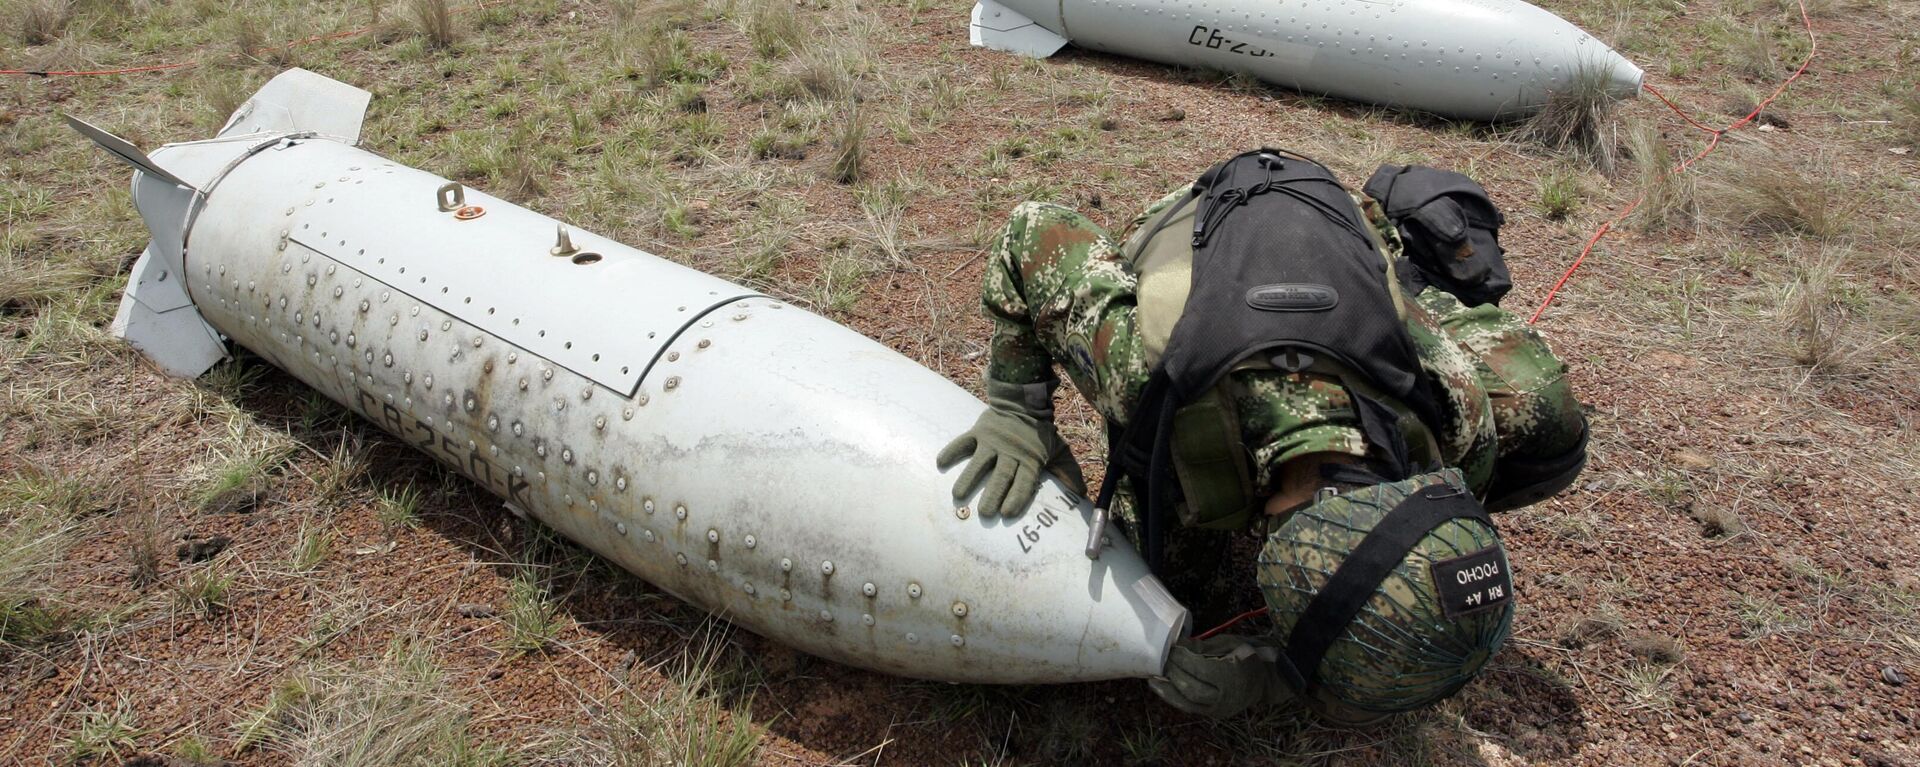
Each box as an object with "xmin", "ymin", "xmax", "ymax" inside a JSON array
[
  {"xmin": 0, "ymin": 468, "xmax": 87, "ymax": 648},
  {"xmin": 173, "ymin": 561, "xmax": 237, "ymax": 618},
  {"xmin": 1537, "ymin": 167, "xmax": 1583, "ymax": 219},
  {"xmin": 501, "ymin": 567, "xmax": 560, "ymax": 657},
  {"xmin": 65, "ymin": 696, "xmax": 144, "ymax": 765},
  {"xmin": 376, "ymin": 482, "xmax": 426, "ymax": 530}
]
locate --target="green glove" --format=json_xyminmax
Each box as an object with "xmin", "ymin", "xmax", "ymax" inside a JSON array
[
  {"xmin": 936, "ymin": 378, "xmax": 1085, "ymax": 518},
  {"xmin": 1147, "ymin": 635, "xmax": 1290, "ymax": 719}
]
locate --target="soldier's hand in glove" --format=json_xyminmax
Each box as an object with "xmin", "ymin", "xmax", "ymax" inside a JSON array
[
  {"xmin": 1148, "ymin": 634, "xmax": 1289, "ymax": 719},
  {"xmin": 936, "ymin": 377, "xmax": 1086, "ymax": 519}
]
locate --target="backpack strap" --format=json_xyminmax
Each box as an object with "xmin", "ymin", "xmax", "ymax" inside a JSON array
[
  {"xmin": 1093, "ymin": 368, "xmax": 1178, "ymax": 570},
  {"xmin": 1126, "ymin": 190, "xmax": 1199, "ymax": 265}
]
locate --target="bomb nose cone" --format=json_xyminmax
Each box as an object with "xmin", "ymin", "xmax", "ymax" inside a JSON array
[{"xmin": 1606, "ymin": 56, "xmax": 1646, "ymax": 100}]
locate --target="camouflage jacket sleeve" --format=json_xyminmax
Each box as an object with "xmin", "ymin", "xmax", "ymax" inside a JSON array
[{"xmin": 981, "ymin": 201, "xmax": 1153, "ymax": 424}]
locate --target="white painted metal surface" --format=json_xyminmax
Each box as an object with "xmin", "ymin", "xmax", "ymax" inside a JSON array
[
  {"xmin": 969, "ymin": 0, "xmax": 1643, "ymax": 121},
  {"xmin": 970, "ymin": 0, "xmax": 1069, "ymax": 58},
  {"xmin": 217, "ymin": 67, "xmax": 371, "ymax": 142},
  {"xmin": 110, "ymin": 247, "xmax": 228, "ymax": 378},
  {"xmin": 216, "ymin": 138, "xmax": 756, "ymax": 394},
  {"xmin": 75, "ymin": 70, "xmax": 1187, "ymax": 684},
  {"xmin": 66, "ymin": 115, "xmax": 232, "ymax": 377}
]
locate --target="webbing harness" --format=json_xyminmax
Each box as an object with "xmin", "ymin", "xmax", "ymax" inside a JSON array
[{"xmin": 1269, "ymin": 469, "xmax": 1492, "ymax": 695}]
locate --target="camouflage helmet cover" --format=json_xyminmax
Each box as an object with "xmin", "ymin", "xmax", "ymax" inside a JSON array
[{"xmin": 1256, "ymin": 468, "xmax": 1514, "ymax": 725}]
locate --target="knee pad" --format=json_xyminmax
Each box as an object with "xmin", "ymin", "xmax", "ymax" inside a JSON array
[{"xmin": 1484, "ymin": 417, "xmax": 1588, "ymax": 513}]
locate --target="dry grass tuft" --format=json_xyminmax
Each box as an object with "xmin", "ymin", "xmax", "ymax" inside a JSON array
[
  {"xmin": 1703, "ymin": 148, "xmax": 1854, "ymax": 238},
  {"xmin": 1510, "ymin": 64, "xmax": 1626, "ymax": 172},
  {"xmin": 1731, "ymin": 21, "xmax": 1783, "ymax": 81},
  {"xmin": 227, "ymin": 14, "xmax": 266, "ymax": 60},
  {"xmin": 64, "ymin": 695, "xmax": 143, "ymax": 764},
  {"xmin": 0, "ymin": 253, "xmax": 93, "ymax": 316},
  {"xmin": 192, "ymin": 68, "xmax": 251, "ymax": 132},
  {"xmin": 1894, "ymin": 86, "xmax": 1920, "ymax": 148},
  {"xmin": 1690, "ymin": 502, "xmax": 1744, "ymax": 538},
  {"xmin": 1537, "ymin": 166, "xmax": 1583, "ymax": 219},
  {"xmin": 1558, "ymin": 606, "xmax": 1626, "ymax": 649},
  {"xmin": 669, "ymin": 83, "xmax": 709, "ymax": 113},
  {"xmin": 1626, "ymin": 632, "xmax": 1686, "ymax": 664},
  {"xmin": 608, "ymin": 5, "xmax": 727, "ymax": 90},
  {"xmin": 547, "ymin": 627, "xmax": 762, "ymax": 767},
  {"xmin": 744, "ymin": 0, "xmax": 805, "ymax": 59},
  {"xmin": 20, "ymin": 32, "xmax": 95, "ymax": 72},
  {"xmin": 1029, "ymin": 700, "xmax": 1103, "ymax": 763},
  {"xmin": 407, "ymin": 0, "xmax": 458, "ymax": 49},
  {"xmin": 1118, "ymin": 723, "xmax": 1171, "ymax": 766},
  {"xmin": 124, "ymin": 509, "xmax": 165, "ymax": 588},
  {"xmin": 772, "ymin": 42, "xmax": 870, "ymax": 103},
  {"xmin": 196, "ymin": 451, "xmax": 275, "ymax": 514},
  {"xmin": 748, "ymin": 123, "xmax": 812, "ymax": 160},
  {"xmin": 1622, "ymin": 662, "xmax": 1675, "ymax": 711},
  {"xmin": 828, "ymin": 106, "xmax": 866, "ymax": 185},
  {"xmin": 376, "ymin": 482, "xmax": 425, "ymax": 531},
  {"xmin": 0, "ymin": 468, "xmax": 85, "ymax": 648},
  {"xmin": 173, "ymin": 560, "xmax": 236, "ymax": 617},
  {"xmin": 1774, "ymin": 248, "xmax": 1850, "ymax": 370},
  {"xmin": 809, "ymin": 249, "xmax": 870, "ymax": 315},
  {"xmin": 853, "ymin": 178, "xmax": 912, "ymax": 266},
  {"xmin": 1735, "ymin": 592, "xmax": 1807, "ymax": 638},
  {"xmin": 238, "ymin": 638, "xmax": 506, "ymax": 764},
  {"xmin": 1623, "ymin": 119, "xmax": 1697, "ymax": 232},
  {"xmin": 9, "ymin": 0, "xmax": 72, "ymax": 46},
  {"xmin": 291, "ymin": 513, "xmax": 333, "ymax": 574},
  {"xmin": 311, "ymin": 431, "xmax": 370, "ymax": 507}
]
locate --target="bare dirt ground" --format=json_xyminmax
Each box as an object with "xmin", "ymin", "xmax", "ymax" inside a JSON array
[{"xmin": 3, "ymin": 0, "xmax": 1918, "ymax": 764}]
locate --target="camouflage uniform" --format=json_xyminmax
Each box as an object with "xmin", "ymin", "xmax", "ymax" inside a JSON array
[{"xmin": 980, "ymin": 189, "xmax": 1583, "ymax": 620}]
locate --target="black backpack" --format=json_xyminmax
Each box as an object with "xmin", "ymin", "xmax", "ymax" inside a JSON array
[{"xmin": 1094, "ymin": 149, "xmax": 1443, "ymax": 568}]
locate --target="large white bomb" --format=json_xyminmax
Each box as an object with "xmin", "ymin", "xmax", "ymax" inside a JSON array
[
  {"xmin": 72, "ymin": 69, "xmax": 1187, "ymax": 684},
  {"xmin": 970, "ymin": 0, "xmax": 1643, "ymax": 120}
]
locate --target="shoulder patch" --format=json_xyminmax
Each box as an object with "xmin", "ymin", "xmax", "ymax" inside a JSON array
[{"xmin": 1246, "ymin": 283, "xmax": 1339, "ymax": 312}]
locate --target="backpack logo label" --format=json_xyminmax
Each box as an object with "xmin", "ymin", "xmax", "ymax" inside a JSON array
[{"xmin": 1246, "ymin": 283, "xmax": 1339, "ymax": 312}]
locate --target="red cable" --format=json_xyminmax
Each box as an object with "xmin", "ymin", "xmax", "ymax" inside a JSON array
[
  {"xmin": 1198, "ymin": 4, "xmax": 1818, "ymax": 642},
  {"xmin": 0, "ymin": 63, "xmax": 194, "ymax": 76},
  {"xmin": 1195, "ymin": 607, "xmax": 1270, "ymax": 641},
  {"xmin": 1529, "ymin": 0, "xmax": 1820, "ymax": 324},
  {"xmin": 1181, "ymin": 2, "xmax": 1819, "ymax": 638}
]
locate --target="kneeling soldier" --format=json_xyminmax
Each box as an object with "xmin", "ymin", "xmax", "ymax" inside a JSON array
[{"xmin": 939, "ymin": 149, "xmax": 1589, "ymax": 724}]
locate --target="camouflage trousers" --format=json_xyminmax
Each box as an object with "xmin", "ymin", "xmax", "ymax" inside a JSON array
[{"xmin": 979, "ymin": 199, "xmax": 1585, "ymax": 623}]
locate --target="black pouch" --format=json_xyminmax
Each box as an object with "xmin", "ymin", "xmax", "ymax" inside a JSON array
[{"xmin": 1362, "ymin": 164, "xmax": 1511, "ymax": 307}]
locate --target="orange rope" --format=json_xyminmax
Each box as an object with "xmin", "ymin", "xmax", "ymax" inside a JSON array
[
  {"xmin": 1528, "ymin": 0, "xmax": 1820, "ymax": 324},
  {"xmin": 0, "ymin": 63, "xmax": 194, "ymax": 76},
  {"xmin": 1172, "ymin": 3, "xmax": 1822, "ymax": 645}
]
